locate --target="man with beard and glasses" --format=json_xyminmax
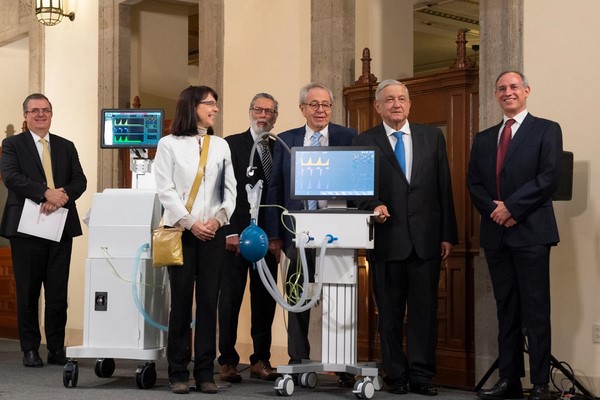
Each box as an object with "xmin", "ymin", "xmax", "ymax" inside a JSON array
[{"xmin": 218, "ymin": 93, "xmax": 281, "ymax": 383}]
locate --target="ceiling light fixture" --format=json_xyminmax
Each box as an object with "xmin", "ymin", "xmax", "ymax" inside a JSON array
[{"xmin": 35, "ymin": 0, "xmax": 76, "ymax": 27}]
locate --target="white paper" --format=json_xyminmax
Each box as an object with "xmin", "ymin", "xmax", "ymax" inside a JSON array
[{"xmin": 17, "ymin": 199, "xmax": 68, "ymax": 242}]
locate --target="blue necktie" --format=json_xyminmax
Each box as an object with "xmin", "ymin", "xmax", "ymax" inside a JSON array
[
  {"xmin": 393, "ymin": 131, "xmax": 406, "ymax": 174},
  {"xmin": 307, "ymin": 132, "xmax": 322, "ymax": 210}
]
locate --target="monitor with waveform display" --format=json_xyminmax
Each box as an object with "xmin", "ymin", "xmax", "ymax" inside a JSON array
[
  {"xmin": 100, "ymin": 108, "xmax": 164, "ymax": 149},
  {"xmin": 290, "ymin": 146, "xmax": 378, "ymax": 202}
]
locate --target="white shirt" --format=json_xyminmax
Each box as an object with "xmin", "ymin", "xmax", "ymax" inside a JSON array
[
  {"xmin": 30, "ymin": 131, "xmax": 50, "ymax": 162},
  {"xmin": 154, "ymin": 133, "xmax": 237, "ymax": 229},
  {"xmin": 498, "ymin": 109, "xmax": 528, "ymax": 142}
]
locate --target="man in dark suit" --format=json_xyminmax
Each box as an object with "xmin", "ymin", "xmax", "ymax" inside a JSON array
[
  {"xmin": 353, "ymin": 79, "xmax": 458, "ymax": 396},
  {"xmin": 218, "ymin": 93, "xmax": 280, "ymax": 383},
  {"xmin": 0, "ymin": 93, "xmax": 87, "ymax": 368},
  {"xmin": 265, "ymin": 82, "xmax": 356, "ymax": 387},
  {"xmin": 468, "ymin": 71, "xmax": 562, "ymax": 400}
]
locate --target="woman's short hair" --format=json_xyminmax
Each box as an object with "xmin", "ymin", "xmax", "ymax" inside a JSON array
[{"xmin": 170, "ymin": 85, "xmax": 218, "ymax": 136}]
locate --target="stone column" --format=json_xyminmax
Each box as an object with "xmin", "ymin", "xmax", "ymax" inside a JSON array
[
  {"xmin": 475, "ymin": 0, "xmax": 524, "ymax": 385},
  {"xmin": 307, "ymin": 0, "xmax": 355, "ymax": 359},
  {"xmin": 310, "ymin": 0, "xmax": 355, "ymax": 124},
  {"xmin": 198, "ymin": 0, "xmax": 224, "ymax": 135}
]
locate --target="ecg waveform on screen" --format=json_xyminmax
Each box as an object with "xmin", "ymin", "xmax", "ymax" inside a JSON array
[
  {"xmin": 296, "ymin": 151, "xmax": 375, "ymax": 195},
  {"xmin": 109, "ymin": 115, "xmax": 160, "ymax": 144},
  {"xmin": 300, "ymin": 157, "xmax": 330, "ymax": 167}
]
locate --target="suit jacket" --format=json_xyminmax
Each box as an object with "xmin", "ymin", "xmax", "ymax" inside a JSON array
[
  {"xmin": 467, "ymin": 113, "xmax": 562, "ymax": 249},
  {"xmin": 0, "ymin": 131, "xmax": 87, "ymax": 239},
  {"xmin": 353, "ymin": 122, "xmax": 458, "ymax": 262},
  {"xmin": 265, "ymin": 123, "xmax": 357, "ymax": 247},
  {"xmin": 224, "ymin": 129, "xmax": 272, "ymax": 235}
]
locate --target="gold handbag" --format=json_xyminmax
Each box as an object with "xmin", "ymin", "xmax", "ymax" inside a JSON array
[
  {"xmin": 152, "ymin": 135, "xmax": 211, "ymax": 268},
  {"xmin": 152, "ymin": 225, "xmax": 184, "ymax": 267}
]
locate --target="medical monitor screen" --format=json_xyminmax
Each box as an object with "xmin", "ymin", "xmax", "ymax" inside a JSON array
[
  {"xmin": 290, "ymin": 146, "xmax": 378, "ymax": 201},
  {"xmin": 100, "ymin": 109, "xmax": 164, "ymax": 149}
]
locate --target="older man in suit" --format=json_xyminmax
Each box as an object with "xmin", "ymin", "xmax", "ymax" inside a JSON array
[
  {"xmin": 218, "ymin": 93, "xmax": 280, "ymax": 383},
  {"xmin": 265, "ymin": 82, "xmax": 356, "ymax": 387},
  {"xmin": 468, "ymin": 71, "xmax": 562, "ymax": 400},
  {"xmin": 353, "ymin": 79, "xmax": 458, "ymax": 396},
  {"xmin": 0, "ymin": 93, "xmax": 87, "ymax": 368}
]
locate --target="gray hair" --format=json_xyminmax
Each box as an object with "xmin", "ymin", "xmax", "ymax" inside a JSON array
[
  {"xmin": 23, "ymin": 93, "xmax": 52, "ymax": 113},
  {"xmin": 495, "ymin": 71, "xmax": 530, "ymax": 88},
  {"xmin": 375, "ymin": 79, "xmax": 410, "ymax": 101},
  {"xmin": 250, "ymin": 92, "xmax": 279, "ymax": 112},
  {"xmin": 299, "ymin": 82, "xmax": 334, "ymax": 104}
]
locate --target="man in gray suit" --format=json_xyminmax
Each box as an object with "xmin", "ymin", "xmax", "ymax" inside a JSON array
[{"xmin": 353, "ymin": 79, "xmax": 458, "ymax": 396}]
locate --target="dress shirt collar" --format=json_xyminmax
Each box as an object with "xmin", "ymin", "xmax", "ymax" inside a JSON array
[
  {"xmin": 304, "ymin": 124, "xmax": 329, "ymax": 146},
  {"xmin": 383, "ymin": 121, "xmax": 412, "ymax": 138},
  {"xmin": 30, "ymin": 130, "xmax": 50, "ymax": 143},
  {"xmin": 503, "ymin": 109, "xmax": 528, "ymax": 127}
]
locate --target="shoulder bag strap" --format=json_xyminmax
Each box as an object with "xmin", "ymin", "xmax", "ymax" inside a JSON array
[{"xmin": 184, "ymin": 135, "xmax": 211, "ymax": 212}]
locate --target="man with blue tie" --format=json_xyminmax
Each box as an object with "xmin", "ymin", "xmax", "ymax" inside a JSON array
[
  {"xmin": 265, "ymin": 82, "xmax": 356, "ymax": 387},
  {"xmin": 353, "ymin": 79, "xmax": 458, "ymax": 396}
]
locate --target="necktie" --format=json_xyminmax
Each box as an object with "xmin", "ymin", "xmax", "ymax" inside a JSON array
[
  {"xmin": 392, "ymin": 131, "xmax": 406, "ymax": 174},
  {"xmin": 496, "ymin": 118, "xmax": 515, "ymax": 199},
  {"xmin": 307, "ymin": 132, "xmax": 322, "ymax": 210},
  {"xmin": 40, "ymin": 138, "xmax": 55, "ymax": 189},
  {"xmin": 260, "ymin": 139, "xmax": 272, "ymax": 183}
]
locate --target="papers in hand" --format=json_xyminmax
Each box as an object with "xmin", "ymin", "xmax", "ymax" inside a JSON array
[{"xmin": 17, "ymin": 198, "xmax": 68, "ymax": 242}]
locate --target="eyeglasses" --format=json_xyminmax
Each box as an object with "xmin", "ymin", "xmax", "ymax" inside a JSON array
[
  {"xmin": 26, "ymin": 108, "xmax": 52, "ymax": 115},
  {"xmin": 250, "ymin": 107, "xmax": 278, "ymax": 116},
  {"xmin": 302, "ymin": 102, "xmax": 332, "ymax": 111},
  {"xmin": 199, "ymin": 100, "xmax": 218, "ymax": 108}
]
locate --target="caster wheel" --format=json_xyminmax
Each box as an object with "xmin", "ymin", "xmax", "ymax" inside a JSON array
[
  {"xmin": 353, "ymin": 379, "xmax": 375, "ymax": 399},
  {"xmin": 94, "ymin": 358, "xmax": 115, "ymax": 378},
  {"xmin": 299, "ymin": 372, "xmax": 317, "ymax": 389},
  {"xmin": 63, "ymin": 360, "xmax": 79, "ymax": 388},
  {"xmin": 274, "ymin": 375, "xmax": 295, "ymax": 396},
  {"xmin": 135, "ymin": 362, "xmax": 157, "ymax": 389}
]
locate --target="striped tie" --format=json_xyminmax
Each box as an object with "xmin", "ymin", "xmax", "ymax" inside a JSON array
[
  {"xmin": 40, "ymin": 138, "xmax": 55, "ymax": 189},
  {"xmin": 260, "ymin": 139, "xmax": 272, "ymax": 183},
  {"xmin": 307, "ymin": 132, "xmax": 322, "ymax": 210}
]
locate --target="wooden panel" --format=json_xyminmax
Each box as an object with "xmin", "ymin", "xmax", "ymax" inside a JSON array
[{"xmin": 0, "ymin": 247, "xmax": 18, "ymax": 339}]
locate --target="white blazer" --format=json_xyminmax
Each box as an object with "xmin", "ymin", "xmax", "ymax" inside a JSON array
[{"xmin": 154, "ymin": 133, "xmax": 237, "ymax": 228}]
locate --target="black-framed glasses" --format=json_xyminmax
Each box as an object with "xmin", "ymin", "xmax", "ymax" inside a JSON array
[
  {"xmin": 199, "ymin": 100, "xmax": 218, "ymax": 108},
  {"xmin": 26, "ymin": 108, "xmax": 52, "ymax": 115},
  {"xmin": 250, "ymin": 107, "xmax": 278, "ymax": 116},
  {"xmin": 302, "ymin": 102, "xmax": 332, "ymax": 111}
]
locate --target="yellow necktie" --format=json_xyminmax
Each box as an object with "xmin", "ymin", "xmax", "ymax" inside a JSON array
[{"xmin": 40, "ymin": 138, "xmax": 55, "ymax": 189}]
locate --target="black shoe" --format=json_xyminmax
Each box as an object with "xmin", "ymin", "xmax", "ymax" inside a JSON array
[
  {"xmin": 478, "ymin": 378, "xmax": 524, "ymax": 400},
  {"xmin": 337, "ymin": 372, "xmax": 356, "ymax": 388},
  {"xmin": 387, "ymin": 375, "xmax": 409, "ymax": 394},
  {"xmin": 410, "ymin": 381, "xmax": 438, "ymax": 396},
  {"xmin": 47, "ymin": 348, "xmax": 68, "ymax": 365},
  {"xmin": 23, "ymin": 350, "xmax": 44, "ymax": 368},
  {"xmin": 528, "ymin": 384, "xmax": 550, "ymax": 400}
]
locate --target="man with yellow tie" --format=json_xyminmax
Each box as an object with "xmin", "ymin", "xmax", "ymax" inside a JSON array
[{"xmin": 0, "ymin": 93, "xmax": 87, "ymax": 368}]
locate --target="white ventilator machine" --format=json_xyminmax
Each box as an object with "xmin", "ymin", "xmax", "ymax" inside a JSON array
[
  {"xmin": 64, "ymin": 147, "xmax": 168, "ymax": 389},
  {"xmin": 243, "ymin": 134, "xmax": 382, "ymax": 399}
]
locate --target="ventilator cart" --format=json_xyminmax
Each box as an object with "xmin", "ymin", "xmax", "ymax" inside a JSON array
[
  {"xmin": 272, "ymin": 210, "xmax": 382, "ymax": 399},
  {"xmin": 63, "ymin": 189, "xmax": 168, "ymax": 389}
]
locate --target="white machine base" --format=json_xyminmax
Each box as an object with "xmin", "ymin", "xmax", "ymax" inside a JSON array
[{"xmin": 275, "ymin": 211, "xmax": 379, "ymax": 398}]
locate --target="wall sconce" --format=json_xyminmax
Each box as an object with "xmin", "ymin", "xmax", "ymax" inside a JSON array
[{"xmin": 35, "ymin": 0, "xmax": 76, "ymax": 26}]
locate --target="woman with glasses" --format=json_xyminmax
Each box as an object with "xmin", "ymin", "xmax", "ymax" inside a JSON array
[{"xmin": 154, "ymin": 85, "xmax": 237, "ymax": 394}]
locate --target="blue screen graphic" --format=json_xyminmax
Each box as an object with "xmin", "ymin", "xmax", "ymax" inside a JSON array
[{"xmin": 292, "ymin": 147, "xmax": 377, "ymax": 199}]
